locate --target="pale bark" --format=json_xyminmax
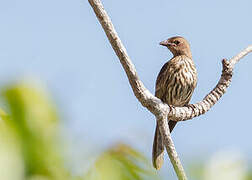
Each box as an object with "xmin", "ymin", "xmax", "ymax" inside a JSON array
[{"xmin": 88, "ymin": 0, "xmax": 252, "ymax": 179}]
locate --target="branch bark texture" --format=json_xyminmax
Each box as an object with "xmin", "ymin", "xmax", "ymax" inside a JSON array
[{"xmin": 88, "ymin": 0, "xmax": 252, "ymax": 179}]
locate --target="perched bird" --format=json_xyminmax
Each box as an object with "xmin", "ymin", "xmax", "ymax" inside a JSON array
[{"xmin": 152, "ymin": 36, "xmax": 197, "ymax": 170}]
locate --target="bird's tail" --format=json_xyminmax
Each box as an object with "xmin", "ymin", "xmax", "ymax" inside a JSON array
[{"xmin": 152, "ymin": 121, "xmax": 177, "ymax": 170}]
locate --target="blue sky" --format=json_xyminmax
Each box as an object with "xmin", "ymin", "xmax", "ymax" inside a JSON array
[{"xmin": 0, "ymin": 0, "xmax": 251, "ymax": 174}]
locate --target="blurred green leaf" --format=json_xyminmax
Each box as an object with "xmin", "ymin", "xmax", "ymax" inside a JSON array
[
  {"xmin": 84, "ymin": 143, "xmax": 160, "ymax": 180},
  {"xmin": 0, "ymin": 111, "xmax": 24, "ymax": 180},
  {"xmin": 2, "ymin": 82, "xmax": 69, "ymax": 180},
  {"xmin": 246, "ymin": 171, "xmax": 252, "ymax": 180},
  {"xmin": 188, "ymin": 162, "xmax": 205, "ymax": 180}
]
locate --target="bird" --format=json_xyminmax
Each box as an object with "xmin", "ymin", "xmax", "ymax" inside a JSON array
[{"xmin": 152, "ymin": 36, "xmax": 197, "ymax": 170}]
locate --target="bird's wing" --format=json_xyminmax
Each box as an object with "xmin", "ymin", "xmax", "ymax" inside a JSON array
[{"xmin": 155, "ymin": 61, "xmax": 170, "ymax": 99}]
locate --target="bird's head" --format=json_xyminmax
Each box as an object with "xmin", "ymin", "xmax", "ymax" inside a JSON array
[{"xmin": 159, "ymin": 36, "xmax": 192, "ymax": 58}]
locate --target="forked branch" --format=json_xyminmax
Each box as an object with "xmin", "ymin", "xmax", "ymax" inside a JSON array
[{"xmin": 88, "ymin": 0, "xmax": 252, "ymax": 179}]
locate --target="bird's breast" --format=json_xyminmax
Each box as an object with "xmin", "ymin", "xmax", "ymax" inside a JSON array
[{"xmin": 163, "ymin": 56, "xmax": 197, "ymax": 106}]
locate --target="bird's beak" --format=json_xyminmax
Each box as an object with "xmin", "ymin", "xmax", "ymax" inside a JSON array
[{"xmin": 159, "ymin": 40, "xmax": 172, "ymax": 47}]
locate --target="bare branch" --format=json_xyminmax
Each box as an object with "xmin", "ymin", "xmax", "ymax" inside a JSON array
[
  {"xmin": 168, "ymin": 46, "xmax": 252, "ymax": 121},
  {"xmin": 88, "ymin": 0, "xmax": 186, "ymax": 178},
  {"xmin": 88, "ymin": 0, "xmax": 252, "ymax": 179},
  {"xmin": 230, "ymin": 45, "xmax": 252, "ymax": 67},
  {"xmin": 87, "ymin": 0, "xmax": 166, "ymax": 116},
  {"xmin": 157, "ymin": 115, "xmax": 187, "ymax": 180}
]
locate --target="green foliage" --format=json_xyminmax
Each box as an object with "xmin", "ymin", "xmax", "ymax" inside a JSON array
[
  {"xmin": 0, "ymin": 82, "xmax": 159, "ymax": 180},
  {"xmin": 0, "ymin": 81, "xmax": 251, "ymax": 180},
  {"xmin": 246, "ymin": 171, "xmax": 252, "ymax": 180},
  {"xmin": 84, "ymin": 143, "xmax": 159, "ymax": 180},
  {"xmin": 1, "ymin": 82, "xmax": 69, "ymax": 180}
]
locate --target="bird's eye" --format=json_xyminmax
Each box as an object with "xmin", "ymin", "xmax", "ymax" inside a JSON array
[{"xmin": 173, "ymin": 40, "xmax": 180, "ymax": 45}]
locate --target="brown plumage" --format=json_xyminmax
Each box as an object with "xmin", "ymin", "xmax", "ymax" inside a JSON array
[{"xmin": 152, "ymin": 36, "xmax": 197, "ymax": 170}]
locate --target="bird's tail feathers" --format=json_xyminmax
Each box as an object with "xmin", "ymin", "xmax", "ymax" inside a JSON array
[{"xmin": 152, "ymin": 121, "xmax": 177, "ymax": 170}]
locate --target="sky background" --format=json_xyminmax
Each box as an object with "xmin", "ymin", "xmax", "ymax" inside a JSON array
[{"xmin": 0, "ymin": 0, "xmax": 252, "ymax": 176}]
